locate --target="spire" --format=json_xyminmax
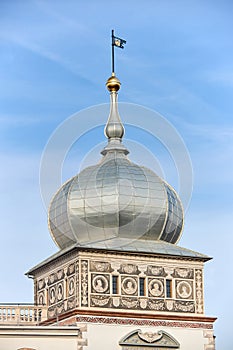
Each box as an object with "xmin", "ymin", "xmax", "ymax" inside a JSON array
[
  {"xmin": 101, "ymin": 31, "xmax": 128, "ymax": 156},
  {"xmin": 101, "ymin": 73, "xmax": 129, "ymax": 156},
  {"xmin": 105, "ymin": 73, "xmax": 124, "ymax": 139}
]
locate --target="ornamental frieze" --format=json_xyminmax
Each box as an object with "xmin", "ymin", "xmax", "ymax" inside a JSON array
[
  {"xmin": 174, "ymin": 300, "xmax": 195, "ymax": 313},
  {"xmin": 172, "ymin": 267, "xmax": 194, "ymax": 279},
  {"xmin": 81, "ymin": 260, "xmax": 88, "ymax": 306},
  {"xmin": 148, "ymin": 299, "xmax": 165, "ymax": 311},
  {"xmin": 121, "ymin": 297, "xmax": 138, "ymax": 309},
  {"xmin": 146, "ymin": 265, "xmax": 166, "ymax": 277},
  {"xmin": 118, "ymin": 264, "xmax": 139, "ymax": 275},
  {"xmin": 76, "ymin": 260, "xmax": 79, "ymax": 307},
  {"xmin": 91, "ymin": 295, "xmax": 111, "ymax": 307},
  {"xmin": 90, "ymin": 261, "xmax": 112, "ymax": 273},
  {"xmin": 195, "ymin": 269, "xmax": 204, "ymax": 314},
  {"xmin": 91, "ymin": 274, "xmax": 110, "ymax": 294}
]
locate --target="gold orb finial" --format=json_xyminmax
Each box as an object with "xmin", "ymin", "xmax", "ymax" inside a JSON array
[{"xmin": 106, "ymin": 73, "xmax": 121, "ymax": 92}]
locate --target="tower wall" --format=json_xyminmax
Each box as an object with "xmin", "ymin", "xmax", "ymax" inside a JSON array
[{"xmin": 33, "ymin": 249, "xmax": 206, "ymax": 319}]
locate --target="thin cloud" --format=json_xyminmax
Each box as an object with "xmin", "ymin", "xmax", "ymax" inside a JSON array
[{"xmin": 205, "ymin": 68, "xmax": 233, "ymax": 87}]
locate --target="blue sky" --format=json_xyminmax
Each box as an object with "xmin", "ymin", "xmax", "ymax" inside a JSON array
[{"xmin": 0, "ymin": 0, "xmax": 233, "ymax": 348}]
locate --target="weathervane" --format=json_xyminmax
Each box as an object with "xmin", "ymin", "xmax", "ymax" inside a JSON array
[{"xmin": 111, "ymin": 29, "xmax": 126, "ymax": 74}]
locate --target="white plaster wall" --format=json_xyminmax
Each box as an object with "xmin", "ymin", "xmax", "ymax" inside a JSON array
[
  {"xmin": 0, "ymin": 336, "xmax": 78, "ymax": 350},
  {"xmin": 86, "ymin": 323, "xmax": 208, "ymax": 350}
]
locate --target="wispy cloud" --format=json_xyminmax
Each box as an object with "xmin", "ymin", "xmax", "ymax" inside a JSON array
[{"xmin": 204, "ymin": 68, "xmax": 233, "ymax": 87}]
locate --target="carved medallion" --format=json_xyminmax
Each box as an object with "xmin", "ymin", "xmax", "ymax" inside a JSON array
[
  {"xmin": 92, "ymin": 275, "xmax": 109, "ymax": 293},
  {"xmin": 38, "ymin": 292, "xmax": 44, "ymax": 305},
  {"xmin": 121, "ymin": 277, "xmax": 137, "ymax": 295},
  {"xmin": 57, "ymin": 282, "xmax": 63, "ymax": 301},
  {"xmin": 68, "ymin": 276, "xmax": 75, "ymax": 296},
  {"xmin": 49, "ymin": 286, "xmax": 56, "ymax": 304},
  {"xmin": 148, "ymin": 279, "xmax": 164, "ymax": 297},
  {"xmin": 176, "ymin": 281, "xmax": 192, "ymax": 299}
]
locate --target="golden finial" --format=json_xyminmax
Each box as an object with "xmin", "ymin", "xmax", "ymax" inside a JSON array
[{"xmin": 106, "ymin": 73, "xmax": 121, "ymax": 92}]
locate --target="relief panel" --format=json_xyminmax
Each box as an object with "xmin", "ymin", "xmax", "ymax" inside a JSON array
[
  {"xmin": 90, "ymin": 295, "xmax": 111, "ymax": 308},
  {"xmin": 148, "ymin": 278, "xmax": 165, "ymax": 298},
  {"xmin": 48, "ymin": 273, "xmax": 57, "ymax": 286},
  {"xmin": 172, "ymin": 267, "xmax": 194, "ymax": 279},
  {"xmin": 67, "ymin": 275, "xmax": 76, "ymax": 297},
  {"xmin": 118, "ymin": 264, "xmax": 140, "ymax": 275},
  {"xmin": 38, "ymin": 291, "xmax": 45, "ymax": 305},
  {"xmin": 175, "ymin": 280, "xmax": 193, "ymax": 300},
  {"xmin": 81, "ymin": 260, "xmax": 88, "ymax": 306},
  {"xmin": 67, "ymin": 296, "xmax": 76, "ymax": 310},
  {"xmin": 56, "ymin": 269, "xmax": 64, "ymax": 281},
  {"xmin": 146, "ymin": 266, "xmax": 166, "ymax": 277},
  {"xmin": 195, "ymin": 269, "xmax": 204, "ymax": 314},
  {"xmin": 67, "ymin": 262, "xmax": 75, "ymax": 276},
  {"xmin": 37, "ymin": 278, "xmax": 46, "ymax": 291},
  {"xmin": 90, "ymin": 261, "xmax": 112, "ymax": 273},
  {"xmin": 91, "ymin": 274, "xmax": 110, "ymax": 294},
  {"xmin": 121, "ymin": 276, "xmax": 138, "ymax": 296}
]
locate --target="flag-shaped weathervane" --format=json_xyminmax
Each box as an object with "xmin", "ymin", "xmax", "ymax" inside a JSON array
[{"xmin": 111, "ymin": 29, "xmax": 126, "ymax": 74}]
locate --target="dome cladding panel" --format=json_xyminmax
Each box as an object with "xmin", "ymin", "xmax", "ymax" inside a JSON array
[{"xmin": 49, "ymin": 152, "xmax": 184, "ymax": 249}]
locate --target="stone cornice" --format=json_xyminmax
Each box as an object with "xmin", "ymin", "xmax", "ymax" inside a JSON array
[{"xmin": 40, "ymin": 308, "xmax": 217, "ymax": 327}]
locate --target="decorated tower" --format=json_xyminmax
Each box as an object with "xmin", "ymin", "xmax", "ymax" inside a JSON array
[{"xmin": 26, "ymin": 69, "xmax": 216, "ymax": 350}]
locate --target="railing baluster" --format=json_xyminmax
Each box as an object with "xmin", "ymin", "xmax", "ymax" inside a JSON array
[{"xmin": 0, "ymin": 305, "xmax": 47, "ymax": 325}]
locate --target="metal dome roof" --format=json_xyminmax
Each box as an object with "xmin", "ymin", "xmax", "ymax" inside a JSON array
[{"xmin": 48, "ymin": 74, "xmax": 184, "ymax": 250}]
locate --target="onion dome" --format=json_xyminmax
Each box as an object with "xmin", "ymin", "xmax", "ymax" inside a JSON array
[{"xmin": 48, "ymin": 74, "xmax": 184, "ymax": 250}]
